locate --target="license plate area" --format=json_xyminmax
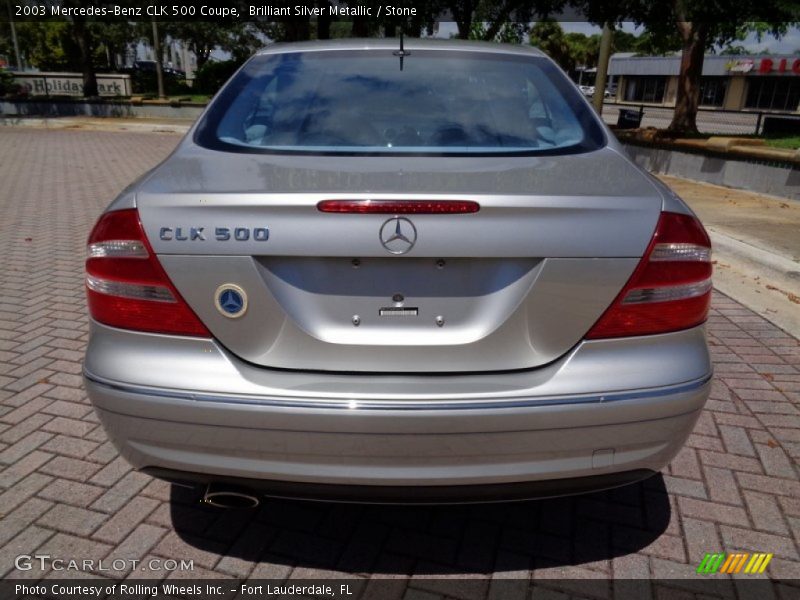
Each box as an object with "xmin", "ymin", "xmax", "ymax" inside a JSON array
[
  {"xmin": 379, "ymin": 307, "xmax": 419, "ymax": 317},
  {"xmin": 256, "ymin": 256, "xmax": 540, "ymax": 345}
]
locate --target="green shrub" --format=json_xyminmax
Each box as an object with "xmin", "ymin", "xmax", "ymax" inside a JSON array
[
  {"xmin": 193, "ymin": 60, "xmax": 244, "ymax": 95},
  {"xmin": 130, "ymin": 71, "xmax": 193, "ymax": 96},
  {"xmin": 0, "ymin": 69, "xmax": 18, "ymax": 96}
]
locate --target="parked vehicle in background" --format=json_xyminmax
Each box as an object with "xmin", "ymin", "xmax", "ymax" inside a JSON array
[
  {"xmin": 130, "ymin": 60, "xmax": 185, "ymax": 79},
  {"xmin": 83, "ymin": 39, "xmax": 712, "ymax": 505},
  {"xmin": 121, "ymin": 60, "xmax": 189, "ymax": 96},
  {"xmin": 132, "ymin": 60, "xmax": 157, "ymax": 72}
]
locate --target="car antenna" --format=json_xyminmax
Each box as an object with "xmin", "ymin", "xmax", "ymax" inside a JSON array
[{"xmin": 393, "ymin": 31, "xmax": 410, "ymax": 71}]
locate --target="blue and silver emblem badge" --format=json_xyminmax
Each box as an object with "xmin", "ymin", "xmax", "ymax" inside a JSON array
[{"xmin": 214, "ymin": 284, "xmax": 247, "ymax": 318}]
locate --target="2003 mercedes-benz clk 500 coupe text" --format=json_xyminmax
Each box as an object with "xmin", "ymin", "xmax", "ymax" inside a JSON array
[{"xmin": 83, "ymin": 39, "xmax": 712, "ymax": 505}]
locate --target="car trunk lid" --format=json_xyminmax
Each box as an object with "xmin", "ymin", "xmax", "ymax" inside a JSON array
[{"xmin": 136, "ymin": 146, "xmax": 662, "ymax": 372}]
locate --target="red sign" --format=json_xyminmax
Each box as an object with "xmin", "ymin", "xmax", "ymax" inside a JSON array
[{"xmin": 758, "ymin": 58, "xmax": 800, "ymax": 75}]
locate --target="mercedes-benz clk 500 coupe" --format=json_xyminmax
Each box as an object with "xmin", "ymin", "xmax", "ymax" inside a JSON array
[{"xmin": 84, "ymin": 40, "xmax": 712, "ymax": 505}]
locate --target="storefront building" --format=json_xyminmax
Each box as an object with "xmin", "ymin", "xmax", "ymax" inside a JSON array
[{"xmin": 608, "ymin": 54, "xmax": 800, "ymax": 113}]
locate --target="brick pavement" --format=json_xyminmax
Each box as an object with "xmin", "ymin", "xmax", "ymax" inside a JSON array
[{"xmin": 0, "ymin": 128, "xmax": 799, "ymax": 595}]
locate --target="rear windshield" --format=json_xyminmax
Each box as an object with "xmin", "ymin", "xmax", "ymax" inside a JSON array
[{"xmin": 195, "ymin": 49, "xmax": 606, "ymax": 156}]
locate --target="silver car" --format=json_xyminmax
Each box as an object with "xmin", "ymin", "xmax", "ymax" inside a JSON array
[{"xmin": 83, "ymin": 39, "xmax": 712, "ymax": 505}]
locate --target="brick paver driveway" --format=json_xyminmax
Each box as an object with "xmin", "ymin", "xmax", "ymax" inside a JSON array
[{"xmin": 1, "ymin": 128, "xmax": 799, "ymax": 594}]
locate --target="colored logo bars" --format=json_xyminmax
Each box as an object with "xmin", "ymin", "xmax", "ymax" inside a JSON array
[{"xmin": 697, "ymin": 552, "xmax": 773, "ymax": 575}]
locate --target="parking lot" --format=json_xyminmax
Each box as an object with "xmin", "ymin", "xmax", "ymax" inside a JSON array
[{"xmin": 0, "ymin": 128, "xmax": 798, "ymax": 596}]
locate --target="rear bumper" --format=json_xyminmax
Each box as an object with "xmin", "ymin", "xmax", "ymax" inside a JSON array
[
  {"xmin": 84, "ymin": 322, "xmax": 711, "ymax": 501},
  {"xmin": 142, "ymin": 466, "xmax": 657, "ymax": 504},
  {"xmin": 86, "ymin": 374, "xmax": 708, "ymax": 492}
]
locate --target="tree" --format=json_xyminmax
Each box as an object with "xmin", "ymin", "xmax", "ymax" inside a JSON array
[
  {"xmin": 170, "ymin": 22, "xmax": 257, "ymax": 71},
  {"xmin": 448, "ymin": 0, "xmax": 478, "ymax": 39},
  {"xmin": 317, "ymin": 0, "xmax": 440, "ymax": 39},
  {"xmin": 720, "ymin": 44, "xmax": 749, "ymax": 55},
  {"xmin": 68, "ymin": 15, "xmax": 98, "ymax": 96},
  {"xmin": 443, "ymin": 0, "xmax": 565, "ymax": 41},
  {"xmin": 612, "ymin": 29, "xmax": 639, "ymax": 52},
  {"xmin": 572, "ymin": 0, "xmax": 799, "ymax": 134},
  {"xmin": 564, "ymin": 31, "xmax": 594, "ymax": 68},
  {"xmin": 12, "ymin": 21, "xmax": 78, "ymax": 71},
  {"xmin": 631, "ymin": 29, "xmax": 682, "ymax": 56},
  {"xmin": 93, "ymin": 22, "xmax": 139, "ymax": 71},
  {"xmin": 55, "ymin": 0, "xmax": 117, "ymax": 97},
  {"xmin": 470, "ymin": 19, "xmax": 528, "ymax": 43},
  {"xmin": 0, "ymin": 9, "xmax": 16, "ymax": 66},
  {"xmin": 662, "ymin": 17, "xmax": 793, "ymax": 134},
  {"xmin": 380, "ymin": 1, "xmax": 440, "ymax": 37},
  {"xmin": 170, "ymin": 23, "xmax": 224, "ymax": 71},
  {"xmin": 529, "ymin": 20, "xmax": 574, "ymax": 69},
  {"xmin": 225, "ymin": 24, "xmax": 262, "ymax": 63},
  {"xmin": 9, "ymin": 19, "xmax": 135, "ymax": 76}
]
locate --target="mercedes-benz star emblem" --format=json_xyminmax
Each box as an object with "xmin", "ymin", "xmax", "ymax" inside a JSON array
[
  {"xmin": 214, "ymin": 284, "xmax": 248, "ymax": 318},
  {"xmin": 379, "ymin": 217, "xmax": 417, "ymax": 255}
]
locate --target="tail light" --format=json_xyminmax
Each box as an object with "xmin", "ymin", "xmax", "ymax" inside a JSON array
[
  {"xmin": 586, "ymin": 211, "xmax": 712, "ymax": 339},
  {"xmin": 85, "ymin": 209, "xmax": 210, "ymax": 337}
]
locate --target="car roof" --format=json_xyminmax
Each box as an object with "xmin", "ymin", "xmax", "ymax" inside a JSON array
[{"xmin": 256, "ymin": 38, "xmax": 547, "ymax": 58}]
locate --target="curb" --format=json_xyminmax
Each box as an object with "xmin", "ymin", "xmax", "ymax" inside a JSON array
[
  {"xmin": 709, "ymin": 228, "xmax": 800, "ymax": 340},
  {"xmin": 0, "ymin": 117, "xmax": 192, "ymax": 134},
  {"xmin": 709, "ymin": 230, "xmax": 800, "ymax": 274}
]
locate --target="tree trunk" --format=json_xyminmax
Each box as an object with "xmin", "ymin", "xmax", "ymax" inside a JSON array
[
  {"xmin": 317, "ymin": 4, "xmax": 331, "ymax": 40},
  {"xmin": 195, "ymin": 49, "xmax": 209, "ymax": 71},
  {"xmin": 151, "ymin": 20, "xmax": 165, "ymax": 99},
  {"xmin": 451, "ymin": 1, "xmax": 474, "ymax": 39},
  {"xmin": 72, "ymin": 17, "xmax": 98, "ymax": 97},
  {"xmin": 667, "ymin": 22, "xmax": 708, "ymax": 135},
  {"xmin": 351, "ymin": 17, "xmax": 370, "ymax": 37},
  {"xmin": 283, "ymin": 18, "xmax": 311, "ymax": 41},
  {"xmin": 481, "ymin": 2, "xmax": 516, "ymax": 42}
]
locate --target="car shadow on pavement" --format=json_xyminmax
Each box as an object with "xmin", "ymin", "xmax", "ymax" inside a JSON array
[{"xmin": 168, "ymin": 473, "xmax": 670, "ymax": 575}]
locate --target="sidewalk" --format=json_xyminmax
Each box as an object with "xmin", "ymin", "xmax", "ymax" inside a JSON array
[{"xmin": 659, "ymin": 175, "xmax": 800, "ymax": 339}]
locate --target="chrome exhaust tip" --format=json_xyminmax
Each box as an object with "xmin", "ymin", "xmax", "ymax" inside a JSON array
[{"xmin": 203, "ymin": 484, "xmax": 260, "ymax": 509}]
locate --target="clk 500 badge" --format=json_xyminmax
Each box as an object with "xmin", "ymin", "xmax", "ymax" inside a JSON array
[{"xmin": 159, "ymin": 227, "xmax": 269, "ymax": 241}]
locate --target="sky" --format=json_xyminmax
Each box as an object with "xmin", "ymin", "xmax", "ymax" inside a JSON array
[
  {"xmin": 435, "ymin": 22, "xmax": 800, "ymax": 54},
  {"xmin": 560, "ymin": 22, "xmax": 800, "ymax": 54},
  {"xmin": 193, "ymin": 21, "xmax": 800, "ymax": 67}
]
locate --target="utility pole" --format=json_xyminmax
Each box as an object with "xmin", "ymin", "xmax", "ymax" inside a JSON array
[
  {"xmin": 593, "ymin": 22, "xmax": 613, "ymax": 115},
  {"xmin": 151, "ymin": 18, "xmax": 166, "ymax": 99},
  {"xmin": 7, "ymin": 0, "xmax": 22, "ymax": 70}
]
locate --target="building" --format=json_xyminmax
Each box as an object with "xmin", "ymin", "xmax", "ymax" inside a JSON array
[{"xmin": 608, "ymin": 53, "xmax": 800, "ymax": 113}]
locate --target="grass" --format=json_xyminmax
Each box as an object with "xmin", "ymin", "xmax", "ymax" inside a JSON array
[
  {"xmin": 135, "ymin": 94, "xmax": 211, "ymax": 103},
  {"xmin": 723, "ymin": 134, "xmax": 800, "ymax": 150},
  {"xmin": 762, "ymin": 136, "xmax": 800, "ymax": 150},
  {"xmin": 668, "ymin": 133, "xmax": 800, "ymax": 150},
  {"xmin": 170, "ymin": 94, "xmax": 211, "ymax": 103},
  {"xmin": 622, "ymin": 130, "xmax": 800, "ymax": 151}
]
